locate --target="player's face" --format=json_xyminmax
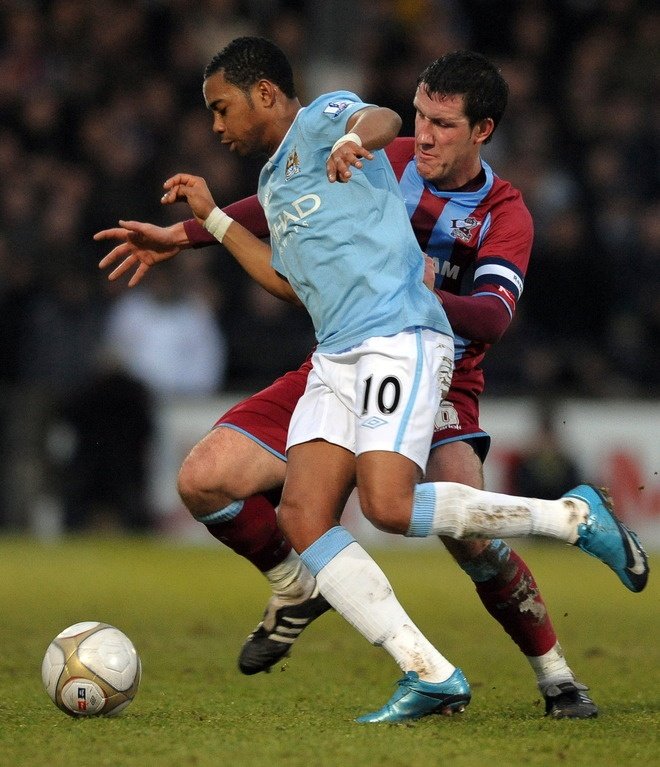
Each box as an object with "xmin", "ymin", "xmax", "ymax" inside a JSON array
[
  {"xmin": 413, "ymin": 85, "xmax": 490, "ymax": 190},
  {"xmin": 203, "ymin": 71, "xmax": 271, "ymax": 157}
]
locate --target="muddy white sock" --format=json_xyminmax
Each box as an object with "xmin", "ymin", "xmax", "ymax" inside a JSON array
[
  {"xmin": 408, "ymin": 483, "xmax": 588, "ymax": 543},
  {"xmin": 301, "ymin": 527, "xmax": 454, "ymax": 681}
]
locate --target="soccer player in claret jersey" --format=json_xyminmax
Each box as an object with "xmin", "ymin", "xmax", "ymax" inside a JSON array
[{"xmin": 96, "ymin": 42, "xmax": 648, "ymax": 722}]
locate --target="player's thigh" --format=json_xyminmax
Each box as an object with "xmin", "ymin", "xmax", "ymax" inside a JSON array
[
  {"xmin": 178, "ymin": 359, "xmax": 310, "ymax": 499},
  {"xmin": 179, "ymin": 425, "xmax": 286, "ymax": 499},
  {"xmin": 214, "ymin": 356, "xmax": 312, "ymax": 459},
  {"xmin": 279, "ymin": 440, "xmax": 356, "ymax": 551}
]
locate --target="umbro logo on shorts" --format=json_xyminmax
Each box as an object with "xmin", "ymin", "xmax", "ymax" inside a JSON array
[{"xmin": 361, "ymin": 417, "xmax": 388, "ymax": 429}]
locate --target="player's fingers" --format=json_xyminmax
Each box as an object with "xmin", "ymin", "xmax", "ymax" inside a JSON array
[
  {"xmin": 355, "ymin": 147, "xmax": 374, "ymax": 161},
  {"xmin": 118, "ymin": 220, "xmax": 149, "ymax": 233},
  {"xmin": 127, "ymin": 261, "xmax": 150, "ymax": 288},
  {"xmin": 160, "ymin": 184, "xmax": 189, "ymax": 204},
  {"xmin": 335, "ymin": 156, "xmax": 354, "ymax": 182},
  {"xmin": 107, "ymin": 254, "xmax": 138, "ymax": 281},
  {"xmin": 98, "ymin": 242, "xmax": 132, "ymax": 269},
  {"xmin": 163, "ymin": 173, "xmax": 198, "ymax": 190},
  {"xmin": 93, "ymin": 227, "xmax": 127, "ymax": 241},
  {"xmin": 326, "ymin": 158, "xmax": 337, "ymax": 182},
  {"xmin": 327, "ymin": 156, "xmax": 351, "ymax": 182}
]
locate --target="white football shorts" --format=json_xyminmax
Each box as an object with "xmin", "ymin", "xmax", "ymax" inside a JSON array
[{"xmin": 287, "ymin": 327, "xmax": 454, "ymax": 471}]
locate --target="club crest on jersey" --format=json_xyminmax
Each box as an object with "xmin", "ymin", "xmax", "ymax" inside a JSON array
[
  {"xmin": 323, "ymin": 100, "xmax": 351, "ymax": 118},
  {"xmin": 285, "ymin": 148, "xmax": 301, "ymax": 180},
  {"xmin": 450, "ymin": 216, "xmax": 479, "ymax": 243}
]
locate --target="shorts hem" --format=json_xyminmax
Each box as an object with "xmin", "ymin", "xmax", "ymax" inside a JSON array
[
  {"xmin": 430, "ymin": 431, "xmax": 491, "ymax": 462},
  {"xmin": 213, "ymin": 423, "xmax": 287, "ymax": 462}
]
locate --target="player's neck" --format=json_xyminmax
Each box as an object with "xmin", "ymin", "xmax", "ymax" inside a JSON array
[
  {"xmin": 268, "ymin": 98, "xmax": 302, "ymax": 154},
  {"xmin": 451, "ymin": 167, "xmax": 486, "ymax": 193}
]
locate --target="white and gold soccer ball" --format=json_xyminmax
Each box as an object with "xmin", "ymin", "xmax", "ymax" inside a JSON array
[{"xmin": 42, "ymin": 622, "xmax": 141, "ymax": 717}]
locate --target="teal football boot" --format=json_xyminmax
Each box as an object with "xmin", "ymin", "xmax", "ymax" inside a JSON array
[
  {"xmin": 356, "ymin": 668, "xmax": 471, "ymax": 724},
  {"xmin": 563, "ymin": 484, "xmax": 648, "ymax": 593}
]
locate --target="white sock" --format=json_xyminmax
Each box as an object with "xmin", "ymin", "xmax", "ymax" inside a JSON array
[
  {"xmin": 315, "ymin": 542, "xmax": 455, "ymax": 682},
  {"xmin": 410, "ymin": 483, "xmax": 588, "ymax": 542},
  {"xmin": 264, "ymin": 550, "xmax": 315, "ymax": 603},
  {"xmin": 527, "ymin": 642, "xmax": 575, "ymax": 691}
]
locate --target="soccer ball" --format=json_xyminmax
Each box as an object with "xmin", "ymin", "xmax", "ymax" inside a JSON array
[{"xmin": 42, "ymin": 621, "xmax": 141, "ymax": 717}]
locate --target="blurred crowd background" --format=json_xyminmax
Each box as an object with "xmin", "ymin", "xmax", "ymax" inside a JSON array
[{"xmin": 0, "ymin": 0, "xmax": 657, "ymax": 532}]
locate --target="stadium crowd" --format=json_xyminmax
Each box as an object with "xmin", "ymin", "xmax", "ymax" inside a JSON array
[{"xmin": 0, "ymin": 0, "xmax": 657, "ymax": 529}]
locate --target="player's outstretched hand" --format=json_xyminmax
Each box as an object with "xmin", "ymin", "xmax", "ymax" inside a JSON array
[
  {"xmin": 161, "ymin": 173, "xmax": 216, "ymax": 221},
  {"xmin": 95, "ymin": 221, "xmax": 184, "ymax": 287},
  {"xmin": 326, "ymin": 141, "xmax": 374, "ymax": 183}
]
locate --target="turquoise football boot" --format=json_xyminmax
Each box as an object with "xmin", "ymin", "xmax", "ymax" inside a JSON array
[
  {"xmin": 563, "ymin": 484, "xmax": 648, "ymax": 593},
  {"xmin": 356, "ymin": 668, "xmax": 471, "ymax": 724}
]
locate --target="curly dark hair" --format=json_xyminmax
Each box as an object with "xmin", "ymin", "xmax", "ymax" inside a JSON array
[{"xmin": 204, "ymin": 36, "xmax": 296, "ymax": 99}]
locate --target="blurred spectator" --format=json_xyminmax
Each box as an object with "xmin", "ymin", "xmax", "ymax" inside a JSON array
[
  {"xmin": 103, "ymin": 259, "xmax": 227, "ymax": 399},
  {"xmin": 510, "ymin": 403, "xmax": 581, "ymax": 500},
  {"xmin": 227, "ymin": 281, "xmax": 316, "ymax": 391},
  {"xmin": 19, "ymin": 270, "xmax": 105, "ymax": 394},
  {"xmin": 49, "ymin": 354, "xmax": 155, "ymax": 532}
]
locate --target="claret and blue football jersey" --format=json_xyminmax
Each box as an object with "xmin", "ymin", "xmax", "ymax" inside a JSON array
[{"xmin": 386, "ymin": 137, "xmax": 532, "ymax": 378}]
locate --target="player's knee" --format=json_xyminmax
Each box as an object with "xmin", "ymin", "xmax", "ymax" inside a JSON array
[
  {"xmin": 442, "ymin": 537, "xmax": 514, "ymax": 582},
  {"xmin": 360, "ymin": 491, "xmax": 409, "ymax": 534},
  {"xmin": 177, "ymin": 451, "xmax": 231, "ymax": 511},
  {"xmin": 441, "ymin": 536, "xmax": 491, "ymax": 564}
]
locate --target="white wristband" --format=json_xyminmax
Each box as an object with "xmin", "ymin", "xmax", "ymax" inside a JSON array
[
  {"xmin": 330, "ymin": 131, "xmax": 362, "ymax": 154},
  {"xmin": 203, "ymin": 206, "xmax": 233, "ymax": 243}
]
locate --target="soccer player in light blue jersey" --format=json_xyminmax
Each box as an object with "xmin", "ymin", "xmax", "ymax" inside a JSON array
[
  {"xmin": 263, "ymin": 90, "xmax": 449, "ymax": 354},
  {"xmin": 108, "ymin": 37, "xmax": 648, "ymax": 723}
]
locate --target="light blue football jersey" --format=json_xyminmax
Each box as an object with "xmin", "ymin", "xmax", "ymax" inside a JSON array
[{"xmin": 257, "ymin": 91, "xmax": 452, "ymax": 353}]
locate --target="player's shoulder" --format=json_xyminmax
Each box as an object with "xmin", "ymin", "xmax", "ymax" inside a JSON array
[
  {"xmin": 488, "ymin": 172, "xmax": 528, "ymax": 209},
  {"xmin": 304, "ymin": 91, "xmax": 368, "ymax": 121},
  {"xmin": 485, "ymin": 172, "xmax": 532, "ymax": 224}
]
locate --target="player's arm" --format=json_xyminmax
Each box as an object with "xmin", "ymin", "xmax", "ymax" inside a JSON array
[
  {"xmin": 436, "ymin": 200, "xmax": 532, "ymax": 343},
  {"xmin": 326, "ymin": 106, "xmax": 402, "ymax": 183},
  {"xmin": 162, "ymin": 172, "xmax": 301, "ymax": 306},
  {"xmin": 434, "ymin": 290, "xmax": 512, "ymax": 344},
  {"xmin": 183, "ymin": 194, "xmax": 269, "ymax": 248},
  {"xmin": 96, "ymin": 194, "xmax": 269, "ymax": 287}
]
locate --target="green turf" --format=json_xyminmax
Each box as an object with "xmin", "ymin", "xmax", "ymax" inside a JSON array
[{"xmin": 0, "ymin": 536, "xmax": 657, "ymax": 767}]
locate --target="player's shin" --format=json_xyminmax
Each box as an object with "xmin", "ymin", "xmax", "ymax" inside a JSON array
[
  {"xmin": 195, "ymin": 494, "xmax": 293, "ymax": 572},
  {"xmin": 301, "ymin": 526, "xmax": 455, "ymax": 682},
  {"xmin": 459, "ymin": 541, "xmax": 558, "ymax": 656}
]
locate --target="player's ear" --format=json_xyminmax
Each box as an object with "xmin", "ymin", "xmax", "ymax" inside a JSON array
[
  {"xmin": 473, "ymin": 118, "xmax": 494, "ymax": 145},
  {"xmin": 256, "ymin": 79, "xmax": 279, "ymax": 108}
]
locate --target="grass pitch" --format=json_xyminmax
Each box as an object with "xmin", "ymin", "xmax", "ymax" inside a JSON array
[{"xmin": 0, "ymin": 535, "xmax": 657, "ymax": 767}]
